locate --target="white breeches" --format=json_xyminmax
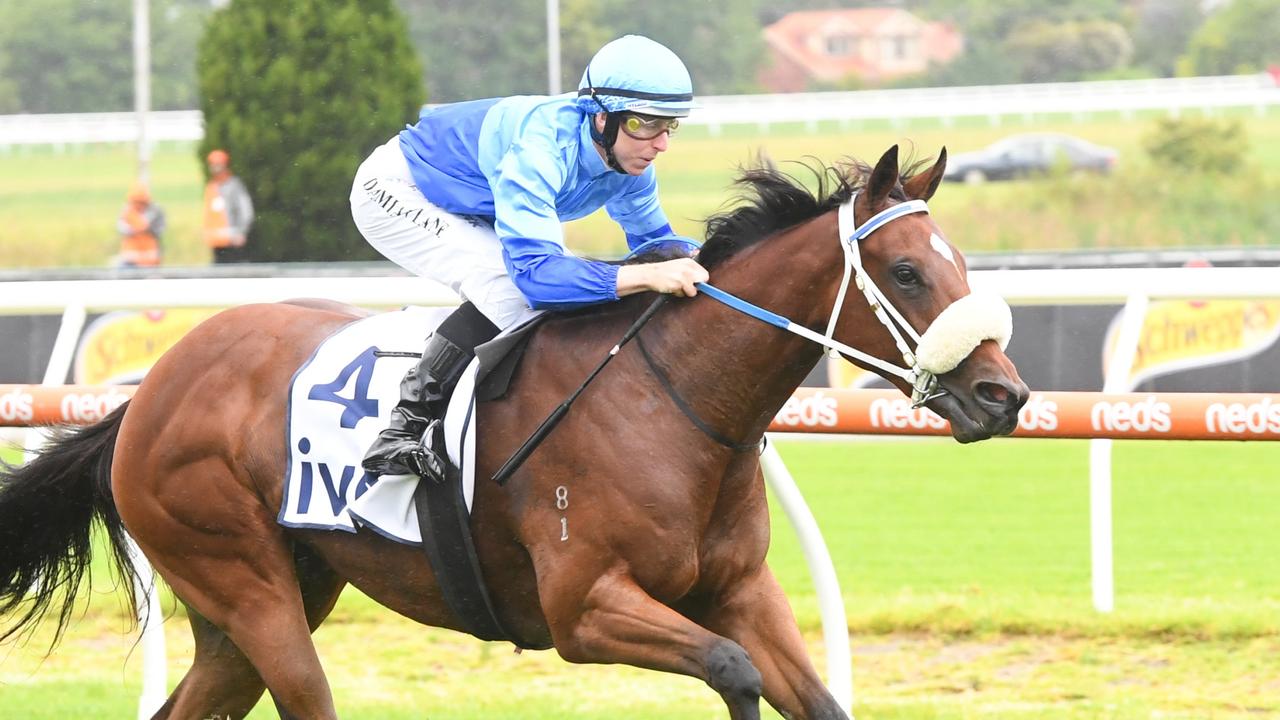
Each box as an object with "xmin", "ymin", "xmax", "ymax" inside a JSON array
[{"xmin": 350, "ymin": 137, "xmax": 530, "ymax": 329}]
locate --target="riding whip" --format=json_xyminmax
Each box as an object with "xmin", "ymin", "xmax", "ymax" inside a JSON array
[{"xmin": 492, "ymin": 294, "xmax": 670, "ymax": 485}]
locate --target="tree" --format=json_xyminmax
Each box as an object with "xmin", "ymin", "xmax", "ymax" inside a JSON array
[
  {"xmin": 901, "ymin": 44, "xmax": 1023, "ymax": 87},
  {"xmin": 1131, "ymin": 0, "xmax": 1204, "ymax": 76},
  {"xmin": 0, "ymin": 50, "xmax": 20, "ymax": 114},
  {"xmin": 151, "ymin": 0, "xmax": 217, "ymax": 110},
  {"xmin": 556, "ymin": 0, "xmax": 616, "ymax": 93},
  {"xmin": 918, "ymin": 0, "xmax": 1123, "ymax": 46},
  {"xmin": 754, "ymin": 0, "xmax": 1135, "ymax": 89},
  {"xmin": 1004, "ymin": 19, "xmax": 1132, "ymax": 83},
  {"xmin": 1180, "ymin": 0, "xmax": 1280, "ymax": 76},
  {"xmin": 397, "ymin": 0, "xmax": 763, "ymax": 102},
  {"xmin": 0, "ymin": 0, "xmax": 211, "ymax": 113},
  {"xmin": 1143, "ymin": 116, "xmax": 1245, "ymax": 174},
  {"xmin": 197, "ymin": 0, "xmax": 424, "ymax": 262},
  {"xmin": 0, "ymin": 1, "xmax": 133, "ymax": 113},
  {"xmin": 1074, "ymin": 20, "xmax": 1134, "ymax": 77},
  {"xmin": 397, "ymin": 0, "xmax": 547, "ymax": 102},
  {"xmin": 558, "ymin": 0, "xmax": 765, "ymax": 96},
  {"xmin": 593, "ymin": 0, "xmax": 765, "ymax": 95}
]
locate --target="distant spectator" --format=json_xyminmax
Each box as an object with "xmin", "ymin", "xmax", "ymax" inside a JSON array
[
  {"xmin": 115, "ymin": 181, "xmax": 164, "ymax": 268},
  {"xmin": 203, "ymin": 149, "xmax": 254, "ymax": 263}
]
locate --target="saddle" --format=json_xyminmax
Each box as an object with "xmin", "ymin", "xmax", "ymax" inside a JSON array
[{"xmin": 279, "ymin": 306, "xmax": 545, "ymax": 646}]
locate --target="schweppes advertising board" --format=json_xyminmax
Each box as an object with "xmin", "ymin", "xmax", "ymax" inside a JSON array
[
  {"xmin": 1103, "ymin": 298, "xmax": 1280, "ymax": 387},
  {"xmin": 73, "ymin": 309, "xmax": 221, "ymax": 385}
]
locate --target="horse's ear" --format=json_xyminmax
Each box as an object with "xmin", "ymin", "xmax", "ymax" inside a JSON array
[
  {"xmin": 865, "ymin": 145, "xmax": 900, "ymax": 209},
  {"xmin": 902, "ymin": 147, "xmax": 947, "ymax": 202}
]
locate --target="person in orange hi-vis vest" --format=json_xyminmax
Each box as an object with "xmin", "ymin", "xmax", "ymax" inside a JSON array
[
  {"xmin": 115, "ymin": 181, "xmax": 165, "ymax": 268},
  {"xmin": 203, "ymin": 149, "xmax": 255, "ymax": 263}
]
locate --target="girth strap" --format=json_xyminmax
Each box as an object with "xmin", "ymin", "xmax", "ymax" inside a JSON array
[
  {"xmin": 635, "ymin": 334, "xmax": 760, "ymax": 453},
  {"xmin": 413, "ymin": 408, "xmax": 535, "ymax": 647},
  {"xmin": 411, "ymin": 302, "xmax": 535, "ymax": 648}
]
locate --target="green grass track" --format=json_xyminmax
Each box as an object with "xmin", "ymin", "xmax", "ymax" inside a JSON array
[{"xmin": 1, "ymin": 437, "xmax": 1276, "ymax": 717}]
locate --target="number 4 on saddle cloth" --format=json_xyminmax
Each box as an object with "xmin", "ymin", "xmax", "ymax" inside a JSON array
[{"xmin": 279, "ymin": 305, "xmax": 539, "ymax": 544}]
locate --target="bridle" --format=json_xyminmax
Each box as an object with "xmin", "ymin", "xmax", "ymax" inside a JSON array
[
  {"xmin": 495, "ymin": 192, "xmax": 1014, "ymax": 477},
  {"xmin": 643, "ymin": 193, "xmax": 1013, "ymax": 449},
  {"xmin": 695, "ymin": 193, "xmax": 958, "ymax": 406},
  {"xmin": 829, "ymin": 192, "xmax": 943, "ymax": 405}
]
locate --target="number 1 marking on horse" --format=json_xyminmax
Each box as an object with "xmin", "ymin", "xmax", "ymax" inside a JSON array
[{"xmin": 556, "ymin": 486, "xmax": 569, "ymax": 541}]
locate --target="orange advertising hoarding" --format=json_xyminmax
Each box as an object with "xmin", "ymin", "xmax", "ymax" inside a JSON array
[
  {"xmin": 4, "ymin": 384, "xmax": 1278, "ymax": 440},
  {"xmin": 775, "ymin": 388, "xmax": 1280, "ymax": 440},
  {"xmin": 1, "ymin": 385, "xmax": 136, "ymax": 426}
]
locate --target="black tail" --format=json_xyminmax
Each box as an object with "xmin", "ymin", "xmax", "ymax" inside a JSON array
[{"xmin": 0, "ymin": 402, "xmax": 138, "ymax": 646}]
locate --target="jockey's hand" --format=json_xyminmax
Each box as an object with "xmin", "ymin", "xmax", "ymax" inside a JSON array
[{"xmin": 617, "ymin": 258, "xmax": 709, "ymax": 298}]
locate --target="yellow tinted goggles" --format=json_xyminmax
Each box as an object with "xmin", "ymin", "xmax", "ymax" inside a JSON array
[{"xmin": 620, "ymin": 113, "xmax": 680, "ymax": 140}]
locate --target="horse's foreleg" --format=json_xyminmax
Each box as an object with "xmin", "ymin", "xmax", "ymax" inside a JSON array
[
  {"xmin": 543, "ymin": 570, "xmax": 764, "ymax": 720},
  {"xmin": 701, "ymin": 564, "xmax": 848, "ymax": 720}
]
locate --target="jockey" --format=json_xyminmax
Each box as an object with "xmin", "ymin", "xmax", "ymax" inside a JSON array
[{"xmin": 351, "ymin": 34, "xmax": 709, "ymax": 480}]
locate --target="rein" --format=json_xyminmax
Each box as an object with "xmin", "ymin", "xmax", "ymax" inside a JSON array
[
  {"xmin": 623, "ymin": 195, "xmax": 947, "ymax": 452},
  {"xmin": 493, "ymin": 295, "xmax": 670, "ymax": 485},
  {"xmin": 493, "ymin": 194, "xmax": 1013, "ymax": 481},
  {"xmin": 634, "ymin": 334, "xmax": 761, "ymax": 452}
]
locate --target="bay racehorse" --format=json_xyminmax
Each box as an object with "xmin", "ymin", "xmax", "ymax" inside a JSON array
[{"xmin": 1, "ymin": 146, "xmax": 1027, "ymax": 719}]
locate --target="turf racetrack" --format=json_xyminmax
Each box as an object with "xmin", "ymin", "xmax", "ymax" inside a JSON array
[{"xmin": 1, "ymin": 437, "xmax": 1276, "ymax": 718}]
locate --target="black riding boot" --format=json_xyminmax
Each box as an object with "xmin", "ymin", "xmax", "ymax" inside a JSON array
[{"xmin": 362, "ymin": 303, "xmax": 499, "ymax": 479}]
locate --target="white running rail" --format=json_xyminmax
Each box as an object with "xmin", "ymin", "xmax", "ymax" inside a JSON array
[{"xmin": 2, "ymin": 73, "xmax": 1276, "ymax": 147}]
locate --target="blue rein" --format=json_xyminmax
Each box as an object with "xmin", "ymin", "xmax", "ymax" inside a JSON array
[{"xmin": 694, "ymin": 282, "xmax": 789, "ymax": 329}]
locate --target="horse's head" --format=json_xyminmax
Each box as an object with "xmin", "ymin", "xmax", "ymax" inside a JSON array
[{"xmin": 830, "ymin": 145, "xmax": 1029, "ymax": 442}]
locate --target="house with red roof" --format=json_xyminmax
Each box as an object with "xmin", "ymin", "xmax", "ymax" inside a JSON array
[{"xmin": 760, "ymin": 8, "xmax": 964, "ymax": 92}]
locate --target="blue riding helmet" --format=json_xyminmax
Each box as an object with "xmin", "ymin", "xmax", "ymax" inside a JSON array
[
  {"xmin": 577, "ymin": 36, "xmax": 696, "ymax": 173},
  {"xmin": 576, "ymin": 35, "xmax": 697, "ymax": 118}
]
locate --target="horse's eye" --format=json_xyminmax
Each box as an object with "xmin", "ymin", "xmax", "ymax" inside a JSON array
[{"xmin": 893, "ymin": 264, "xmax": 919, "ymax": 286}]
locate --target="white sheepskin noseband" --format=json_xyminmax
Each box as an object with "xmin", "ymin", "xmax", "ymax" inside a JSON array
[{"xmin": 914, "ymin": 292, "xmax": 1013, "ymax": 375}]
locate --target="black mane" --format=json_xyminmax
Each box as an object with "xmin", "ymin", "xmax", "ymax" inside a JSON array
[
  {"xmin": 697, "ymin": 157, "xmax": 913, "ymax": 270},
  {"xmin": 576, "ymin": 155, "xmax": 926, "ymax": 320}
]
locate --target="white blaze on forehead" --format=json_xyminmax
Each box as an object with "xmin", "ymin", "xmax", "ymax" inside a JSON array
[{"xmin": 930, "ymin": 233, "xmax": 958, "ymax": 273}]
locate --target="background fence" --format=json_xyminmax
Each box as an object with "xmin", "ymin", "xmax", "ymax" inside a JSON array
[{"xmin": 2, "ymin": 73, "xmax": 1277, "ymax": 148}]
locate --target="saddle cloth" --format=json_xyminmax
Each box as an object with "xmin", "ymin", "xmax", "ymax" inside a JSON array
[{"xmin": 278, "ymin": 306, "xmax": 486, "ymax": 546}]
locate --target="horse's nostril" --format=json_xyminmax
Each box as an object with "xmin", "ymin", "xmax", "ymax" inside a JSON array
[{"xmin": 976, "ymin": 381, "xmax": 1009, "ymax": 407}]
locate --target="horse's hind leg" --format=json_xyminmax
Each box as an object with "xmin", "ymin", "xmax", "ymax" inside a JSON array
[
  {"xmin": 136, "ymin": 489, "xmax": 345, "ymax": 720},
  {"xmin": 150, "ymin": 610, "xmax": 266, "ymax": 720},
  {"xmin": 151, "ymin": 542, "xmax": 346, "ymax": 720},
  {"xmin": 542, "ymin": 571, "xmax": 764, "ymax": 720}
]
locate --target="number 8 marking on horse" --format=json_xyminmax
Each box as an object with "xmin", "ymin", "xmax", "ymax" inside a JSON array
[{"xmin": 556, "ymin": 485, "xmax": 569, "ymax": 541}]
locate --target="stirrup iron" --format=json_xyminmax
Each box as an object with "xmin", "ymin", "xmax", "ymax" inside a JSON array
[{"xmin": 407, "ymin": 418, "xmax": 449, "ymax": 483}]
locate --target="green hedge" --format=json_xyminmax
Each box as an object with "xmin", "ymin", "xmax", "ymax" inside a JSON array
[{"xmin": 196, "ymin": 0, "xmax": 423, "ymax": 262}]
